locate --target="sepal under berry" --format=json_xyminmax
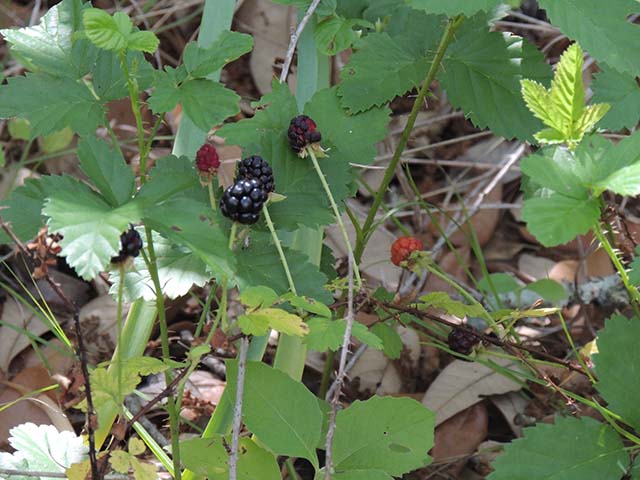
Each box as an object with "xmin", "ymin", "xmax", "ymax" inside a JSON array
[{"xmin": 220, "ymin": 178, "xmax": 268, "ymax": 225}]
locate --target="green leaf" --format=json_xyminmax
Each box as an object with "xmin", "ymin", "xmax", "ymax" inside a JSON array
[
  {"xmin": 441, "ymin": 20, "xmax": 551, "ymax": 140},
  {"xmin": 592, "ymin": 66, "xmax": 640, "ymax": 131},
  {"xmin": 0, "ymin": 0, "xmax": 96, "ymax": 78},
  {"xmin": 419, "ymin": 292, "xmax": 485, "ymax": 317},
  {"xmin": 0, "ymin": 423, "xmax": 87, "ymax": 476},
  {"xmin": 351, "ymin": 322, "xmax": 384, "ymax": 350},
  {"xmin": 0, "ymin": 179, "xmax": 47, "ymax": 243},
  {"xmin": 143, "ymin": 198, "xmax": 235, "ymax": 281},
  {"xmin": 226, "ymin": 361, "xmax": 322, "ymax": 467},
  {"xmin": 537, "ymin": 0, "xmax": 640, "ymax": 77},
  {"xmin": 239, "ymin": 286, "xmax": 279, "ymax": 309},
  {"xmin": 181, "ymin": 437, "xmax": 281, "ymax": 480},
  {"xmin": 0, "ymin": 73, "xmax": 105, "ymax": 136},
  {"xmin": 593, "ymin": 314, "xmax": 640, "ymax": 431},
  {"xmin": 406, "ymin": 0, "xmax": 503, "ymax": 16},
  {"xmin": 109, "ymin": 230, "xmax": 209, "ymax": 302},
  {"xmin": 521, "ymin": 193, "xmax": 599, "ymax": 247},
  {"xmin": 629, "ymin": 247, "xmax": 640, "ymax": 286},
  {"xmin": 478, "ymin": 274, "xmax": 520, "ymax": 294},
  {"xmin": 134, "ymin": 155, "xmax": 201, "ymax": 206},
  {"xmin": 525, "ymin": 279, "xmax": 567, "ymax": 303},
  {"xmin": 42, "ymin": 175, "xmax": 142, "ymax": 280},
  {"xmin": 281, "ymin": 292, "xmax": 332, "ymax": 318},
  {"xmin": 149, "ymin": 73, "xmax": 240, "ymax": 132},
  {"xmin": 183, "ymin": 31, "xmax": 254, "ymax": 78},
  {"xmin": 8, "ymin": 118, "xmax": 32, "ymax": 140},
  {"xmin": 488, "ymin": 416, "xmax": 628, "ymax": 479},
  {"xmin": 304, "ymin": 317, "xmax": 347, "ymax": 351},
  {"xmin": 40, "ymin": 127, "xmax": 74, "ymax": 154},
  {"xmin": 591, "ymin": 131, "xmax": 640, "ymax": 196},
  {"xmin": 315, "ymin": 16, "xmax": 366, "ymax": 56},
  {"xmin": 92, "ymin": 50, "xmax": 155, "ymax": 101},
  {"xmin": 520, "ymin": 147, "xmax": 587, "ymax": 198},
  {"xmin": 77, "ymin": 137, "xmax": 135, "ymax": 207},
  {"xmin": 238, "ymin": 308, "xmax": 309, "ymax": 337},
  {"xmin": 83, "ymin": 9, "xmax": 159, "ymax": 54},
  {"xmin": 332, "ymin": 396, "xmax": 435, "ymax": 475},
  {"xmin": 315, "ymin": 470, "xmax": 392, "ymax": 480},
  {"xmin": 371, "ymin": 323, "xmax": 403, "ymax": 359}
]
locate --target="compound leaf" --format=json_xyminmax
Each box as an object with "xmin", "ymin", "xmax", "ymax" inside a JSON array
[
  {"xmin": 332, "ymin": 396, "xmax": 435, "ymax": 475},
  {"xmin": 488, "ymin": 416, "xmax": 628, "ymax": 479},
  {"xmin": 591, "ymin": 66, "xmax": 640, "ymax": 131},
  {"xmin": 406, "ymin": 0, "xmax": 503, "ymax": 16},
  {"xmin": 183, "ymin": 31, "xmax": 254, "ymax": 78}
]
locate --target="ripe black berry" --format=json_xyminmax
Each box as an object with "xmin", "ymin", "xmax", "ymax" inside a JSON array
[
  {"xmin": 288, "ymin": 115, "xmax": 322, "ymax": 155},
  {"xmin": 447, "ymin": 328, "xmax": 479, "ymax": 356},
  {"xmin": 220, "ymin": 178, "xmax": 267, "ymax": 225},
  {"xmin": 237, "ymin": 155, "xmax": 275, "ymax": 193},
  {"xmin": 111, "ymin": 226, "xmax": 143, "ymax": 264}
]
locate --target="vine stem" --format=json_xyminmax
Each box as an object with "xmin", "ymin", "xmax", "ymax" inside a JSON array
[
  {"xmin": 142, "ymin": 231, "xmax": 182, "ymax": 480},
  {"xmin": 116, "ymin": 268, "xmax": 125, "ymax": 412},
  {"xmin": 308, "ymin": 148, "xmax": 362, "ymax": 288},
  {"xmin": 593, "ymin": 223, "xmax": 640, "ymax": 315},
  {"xmin": 353, "ymin": 15, "xmax": 465, "ymax": 263},
  {"xmin": 262, "ymin": 204, "xmax": 297, "ymax": 295},
  {"xmin": 229, "ymin": 336, "xmax": 249, "ymax": 480},
  {"xmin": 207, "ymin": 182, "xmax": 217, "ymax": 211}
]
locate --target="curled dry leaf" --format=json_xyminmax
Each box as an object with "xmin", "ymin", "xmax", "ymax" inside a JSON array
[{"xmin": 422, "ymin": 355, "xmax": 522, "ymax": 426}]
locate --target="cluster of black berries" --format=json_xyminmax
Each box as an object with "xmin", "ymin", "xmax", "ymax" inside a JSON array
[
  {"xmin": 220, "ymin": 156, "xmax": 275, "ymax": 225},
  {"xmin": 111, "ymin": 226, "xmax": 143, "ymax": 265}
]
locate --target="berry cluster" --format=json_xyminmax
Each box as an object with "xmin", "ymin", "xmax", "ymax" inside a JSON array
[
  {"xmin": 390, "ymin": 236, "xmax": 423, "ymax": 266},
  {"xmin": 447, "ymin": 328, "xmax": 480, "ymax": 356},
  {"xmin": 288, "ymin": 115, "xmax": 322, "ymax": 157},
  {"xmin": 111, "ymin": 226, "xmax": 143, "ymax": 265},
  {"xmin": 219, "ymin": 155, "xmax": 274, "ymax": 225}
]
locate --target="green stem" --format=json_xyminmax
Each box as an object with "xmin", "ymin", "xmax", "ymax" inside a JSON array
[
  {"xmin": 262, "ymin": 204, "xmax": 297, "ymax": 295},
  {"xmin": 143, "ymin": 230, "xmax": 182, "ymax": 480},
  {"xmin": 593, "ymin": 223, "xmax": 640, "ymax": 314},
  {"xmin": 208, "ymin": 182, "xmax": 217, "ymax": 211},
  {"xmin": 353, "ymin": 15, "xmax": 464, "ymax": 263},
  {"xmin": 116, "ymin": 268, "xmax": 125, "ymax": 413},
  {"xmin": 228, "ymin": 222, "xmax": 238, "ymax": 250},
  {"xmin": 308, "ymin": 148, "xmax": 362, "ymax": 288},
  {"xmin": 318, "ymin": 349, "xmax": 335, "ymax": 398},
  {"xmin": 119, "ymin": 52, "xmax": 148, "ymax": 182},
  {"xmin": 558, "ymin": 311, "xmax": 596, "ymax": 384}
]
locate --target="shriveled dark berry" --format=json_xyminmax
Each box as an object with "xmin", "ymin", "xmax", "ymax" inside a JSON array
[
  {"xmin": 237, "ymin": 155, "xmax": 275, "ymax": 193},
  {"xmin": 220, "ymin": 178, "xmax": 267, "ymax": 225},
  {"xmin": 111, "ymin": 226, "xmax": 143, "ymax": 264},
  {"xmin": 195, "ymin": 143, "xmax": 220, "ymax": 176},
  {"xmin": 447, "ymin": 328, "xmax": 480, "ymax": 356},
  {"xmin": 288, "ymin": 115, "xmax": 322, "ymax": 155}
]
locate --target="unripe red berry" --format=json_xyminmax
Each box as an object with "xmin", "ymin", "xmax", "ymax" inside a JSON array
[
  {"xmin": 195, "ymin": 143, "xmax": 220, "ymax": 176},
  {"xmin": 288, "ymin": 115, "xmax": 322, "ymax": 156},
  {"xmin": 390, "ymin": 236, "xmax": 423, "ymax": 266}
]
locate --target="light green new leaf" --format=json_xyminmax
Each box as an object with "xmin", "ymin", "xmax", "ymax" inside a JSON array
[
  {"xmin": 593, "ymin": 314, "xmax": 640, "ymax": 431},
  {"xmin": 181, "ymin": 436, "xmax": 280, "ymax": 480},
  {"xmin": 332, "ymin": 396, "xmax": 435, "ymax": 475},
  {"xmin": 592, "ymin": 66, "xmax": 640, "ymax": 131},
  {"xmin": 304, "ymin": 317, "xmax": 347, "ymax": 352},
  {"xmin": 83, "ymin": 9, "xmax": 158, "ymax": 53},
  {"xmin": 281, "ymin": 292, "xmax": 332, "ymax": 318},
  {"xmin": 42, "ymin": 175, "xmax": 142, "ymax": 280},
  {"xmin": 239, "ymin": 308, "xmax": 308, "ymax": 337},
  {"xmin": 77, "ymin": 137, "xmax": 135, "ymax": 207},
  {"xmin": 419, "ymin": 291, "xmax": 485, "ymax": 317},
  {"xmin": 0, "ymin": 73, "xmax": 105, "ymax": 136},
  {"xmin": 126, "ymin": 31, "xmax": 159, "ymax": 54},
  {"xmin": 0, "ymin": 0, "xmax": 96, "ymax": 78},
  {"xmin": 239, "ymin": 286, "xmax": 279, "ymax": 309},
  {"xmin": 442, "ymin": 21, "xmax": 551, "ymax": 140},
  {"xmin": 183, "ymin": 31, "xmax": 254, "ymax": 78},
  {"xmin": 488, "ymin": 416, "xmax": 628, "ymax": 479},
  {"xmin": 8, "ymin": 118, "xmax": 32, "ymax": 140},
  {"xmin": 109, "ymin": 230, "xmax": 209, "ymax": 302},
  {"xmin": 538, "ymin": 0, "xmax": 640, "ymax": 77},
  {"xmin": 226, "ymin": 361, "xmax": 323, "ymax": 467},
  {"xmin": 406, "ymin": 0, "xmax": 503, "ymax": 16},
  {"xmin": 521, "ymin": 193, "xmax": 599, "ymax": 247},
  {"xmin": 521, "ymin": 43, "xmax": 609, "ymax": 147}
]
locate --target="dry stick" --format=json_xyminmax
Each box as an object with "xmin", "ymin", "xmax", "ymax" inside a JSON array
[
  {"xmin": 324, "ymin": 251, "xmax": 355, "ymax": 480},
  {"xmin": 402, "ymin": 143, "xmax": 525, "ymax": 296},
  {"xmin": 325, "ymin": 343, "xmax": 367, "ymax": 401},
  {"xmin": 279, "ymin": 0, "xmax": 323, "ymax": 82},
  {"xmin": 229, "ymin": 336, "xmax": 250, "ymax": 480},
  {"xmin": 0, "ymin": 220, "xmax": 99, "ymax": 480}
]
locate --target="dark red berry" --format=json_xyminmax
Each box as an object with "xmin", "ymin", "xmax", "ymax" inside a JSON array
[
  {"xmin": 288, "ymin": 115, "xmax": 322, "ymax": 155},
  {"xmin": 447, "ymin": 328, "xmax": 480, "ymax": 356},
  {"xmin": 195, "ymin": 143, "xmax": 220, "ymax": 176},
  {"xmin": 111, "ymin": 226, "xmax": 143, "ymax": 264},
  {"xmin": 237, "ymin": 155, "xmax": 275, "ymax": 193},
  {"xmin": 220, "ymin": 178, "xmax": 267, "ymax": 225},
  {"xmin": 390, "ymin": 236, "xmax": 423, "ymax": 266}
]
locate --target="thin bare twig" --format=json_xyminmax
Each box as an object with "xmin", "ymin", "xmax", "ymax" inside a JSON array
[
  {"xmin": 325, "ymin": 343, "xmax": 368, "ymax": 401},
  {"xmin": 324, "ymin": 251, "xmax": 355, "ymax": 479},
  {"xmin": 229, "ymin": 336, "xmax": 249, "ymax": 480},
  {"xmin": 279, "ymin": 0, "xmax": 322, "ymax": 82}
]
